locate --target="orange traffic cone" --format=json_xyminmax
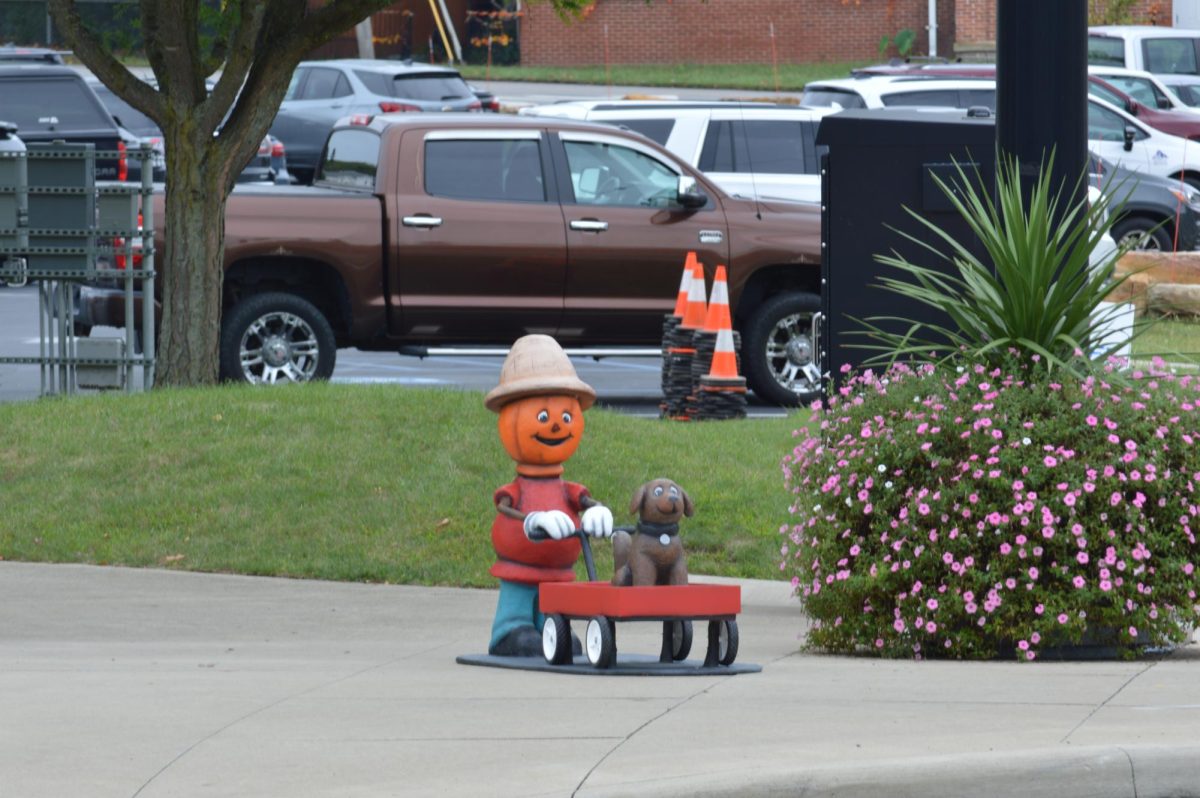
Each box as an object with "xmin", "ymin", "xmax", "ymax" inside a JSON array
[
  {"xmin": 672, "ymin": 252, "xmax": 697, "ymax": 319},
  {"xmin": 702, "ymin": 264, "xmax": 732, "ymax": 334},
  {"xmin": 696, "ymin": 266, "xmax": 747, "ymax": 420},
  {"xmin": 679, "ymin": 262, "xmax": 707, "ymax": 330}
]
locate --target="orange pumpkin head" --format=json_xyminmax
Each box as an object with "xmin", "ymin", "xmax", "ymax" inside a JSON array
[{"xmin": 497, "ymin": 394, "xmax": 585, "ymax": 476}]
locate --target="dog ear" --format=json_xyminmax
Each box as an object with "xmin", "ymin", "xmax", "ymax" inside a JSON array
[
  {"xmin": 629, "ymin": 483, "xmax": 647, "ymax": 516},
  {"xmin": 678, "ymin": 484, "xmax": 695, "ymax": 517}
]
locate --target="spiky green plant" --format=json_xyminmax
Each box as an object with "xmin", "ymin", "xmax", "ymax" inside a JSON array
[{"xmin": 853, "ymin": 152, "xmax": 1137, "ymax": 376}]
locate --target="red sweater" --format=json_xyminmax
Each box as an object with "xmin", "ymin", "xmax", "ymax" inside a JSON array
[{"xmin": 490, "ymin": 476, "xmax": 588, "ymax": 584}]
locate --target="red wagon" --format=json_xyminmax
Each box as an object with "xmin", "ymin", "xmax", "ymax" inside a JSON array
[{"xmin": 536, "ymin": 530, "xmax": 743, "ymax": 670}]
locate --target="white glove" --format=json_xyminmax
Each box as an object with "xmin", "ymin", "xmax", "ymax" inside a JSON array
[
  {"xmin": 581, "ymin": 505, "xmax": 614, "ymax": 538},
  {"xmin": 523, "ymin": 510, "xmax": 575, "ymax": 541}
]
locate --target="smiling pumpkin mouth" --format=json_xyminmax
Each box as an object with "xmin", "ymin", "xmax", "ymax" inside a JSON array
[{"xmin": 534, "ymin": 434, "xmax": 573, "ymax": 446}]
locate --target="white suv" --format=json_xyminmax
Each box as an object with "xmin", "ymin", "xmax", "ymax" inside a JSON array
[
  {"xmin": 1088, "ymin": 25, "xmax": 1200, "ymax": 75},
  {"xmin": 800, "ymin": 76, "xmax": 997, "ymax": 112},
  {"xmin": 519, "ymin": 100, "xmax": 832, "ymax": 204}
]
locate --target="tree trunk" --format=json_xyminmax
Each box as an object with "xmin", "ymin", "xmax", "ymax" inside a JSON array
[{"xmin": 156, "ymin": 133, "xmax": 228, "ymax": 387}]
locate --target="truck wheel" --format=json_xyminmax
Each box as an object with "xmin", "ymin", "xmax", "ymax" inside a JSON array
[
  {"xmin": 741, "ymin": 292, "xmax": 822, "ymax": 407},
  {"xmin": 585, "ymin": 615, "xmax": 616, "ymax": 669},
  {"xmin": 543, "ymin": 614, "xmax": 572, "ymax": 665},
  {"xmin": 220, "ymin": 292, "xmax": 336, "ymax": 384},
  {"xmin": 1112, "ymin": 217, "xmax": 1173, "ymax": 252}
]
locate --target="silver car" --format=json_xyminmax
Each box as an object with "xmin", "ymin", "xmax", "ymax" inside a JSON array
[{"xmin": 270, "ymin": 59, "xmax": 481, "ymax": 183}]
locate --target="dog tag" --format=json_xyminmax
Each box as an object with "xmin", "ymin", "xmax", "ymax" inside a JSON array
[{"xmin": 660, "ymin": 534, "xmax": 671, "ymax": 546}]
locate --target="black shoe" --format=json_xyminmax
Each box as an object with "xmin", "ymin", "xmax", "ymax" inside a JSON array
[{"xmin": 489, "ymin": 625, "xmax": 543, "ymax": 657}]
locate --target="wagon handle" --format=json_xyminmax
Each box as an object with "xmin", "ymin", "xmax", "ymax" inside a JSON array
[{"xmin": 526, "ymin": 527, "xmax": 599, "ymax": 582}]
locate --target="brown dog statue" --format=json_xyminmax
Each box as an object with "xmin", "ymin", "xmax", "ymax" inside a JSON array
[{"xmin": 612, "ymin": 478, "xmax": 693, "ymax": 587}]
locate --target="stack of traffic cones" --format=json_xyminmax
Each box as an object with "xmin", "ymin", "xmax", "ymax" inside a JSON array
[
  {"xmin": 660, "ymin": 252, "xmax": 696, "ymax": 413},
  {"xmin": 661, "ymin": 258, "xmax": 706, "ymax": 419},
  {"xmin": 694, "ymin": 266, "xmax": 747, "ymax": 421},
  {"xmin": 690, "ymin": 265, "xmax": 741, "ymax": 392}
]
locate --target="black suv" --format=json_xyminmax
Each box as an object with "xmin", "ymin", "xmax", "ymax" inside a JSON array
[{"xmin": 0, "ymin": 63, "xmax": 145, "ymax": 182}]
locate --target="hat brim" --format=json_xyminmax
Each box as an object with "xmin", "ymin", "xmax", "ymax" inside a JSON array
[{"xmin": 484, "ymin": 375, "xmax": 597, "ymax": 412}]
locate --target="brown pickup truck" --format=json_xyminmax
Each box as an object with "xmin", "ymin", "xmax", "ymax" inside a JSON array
[{"xmin": 82, "ymin": 113, "xmax": 823, "ymax": 404}]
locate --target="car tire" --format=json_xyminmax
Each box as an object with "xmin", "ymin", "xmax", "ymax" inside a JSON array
[
  {"xmin": 1112, "ymin": 216, "xmax": 1173, "ymax": 252},
  {"xmin": 219, "ymin": 292, "xmax": 336, "ymax": 384},
  {"xmin": 741, "ymin": 291, "xmax": 823, "ymax": 407}
]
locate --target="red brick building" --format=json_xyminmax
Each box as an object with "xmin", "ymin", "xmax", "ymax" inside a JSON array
[{"xmin": 516, "ymin": 0, "xmax": 1174, "ymax": 67}]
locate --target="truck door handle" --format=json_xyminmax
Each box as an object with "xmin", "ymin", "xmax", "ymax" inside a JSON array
[
  {"xmin": 403, "ymin": 215, "xmax": 443, "ymax": 228},
  {"xmin": 570, "ymin": 219, "xmax": 609, "ymax": 232}
]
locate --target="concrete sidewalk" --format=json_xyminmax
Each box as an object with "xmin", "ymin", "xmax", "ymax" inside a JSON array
[{"xmin": 1, "ymin": 562, "xmax": 1197, "ymax": 797}]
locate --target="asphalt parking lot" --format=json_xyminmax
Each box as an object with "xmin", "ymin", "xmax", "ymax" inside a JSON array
[{"xmin": 0, "ymin": 284, "xmax": 789, "ymax": 417}]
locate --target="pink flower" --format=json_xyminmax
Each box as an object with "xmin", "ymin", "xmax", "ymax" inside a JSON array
[
  {"xmin": 926, "ymin": 598, "xmax": 938, "ymax": 610},
  {"xmin": 1028, "ymin": 567, "xmax": 1039, "ymax": 580},
  {"xmin": 1034, "ymin": 603, "xmax": 1045, "ymax": 615},
  {"xmin": 1058, "ymin": 613, "xmax": 1069, "ymax": 624},
  {"xmin": 1129, "ymin": 626, "xmax": 1139, "ymax": 638},
  {"xmin": 1018, "ymin": 640, "xmax": 1030, "ymax": 651},
  {"xmin": 1073, "ymin": 576, "xmax": 1086, "ymax": 588},
  {"xmin": 1044, "ymin": 456, "xmax": 1058, "ymax": 467},
  {"xmin": 1077, "ymin": 552, "xmax": 1089, "ymax": 565},
  {"xmin": 1085, "ymin": 415, "xmax": 1098, "ymax": 426},
  {"xmin": 893, "ymin": 619, "xmax": 905, "ymax": 632}
]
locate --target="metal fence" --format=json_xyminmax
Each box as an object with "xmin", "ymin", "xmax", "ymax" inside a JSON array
[{"xmin": 0, "ymin": 136, "xmax": 156, "ymax": 396}]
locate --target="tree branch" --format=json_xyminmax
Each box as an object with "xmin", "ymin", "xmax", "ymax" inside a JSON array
[
  {"xmin": 200, "ymin": 0, "xmax": 268, "ymax": 135},
  {"xmin": 46, "ymin": 0, "xmax": 164, "ymax": 123},
  {"xmin": 280, "ymin": 0, "xmax": 395, "ymax": 56}
]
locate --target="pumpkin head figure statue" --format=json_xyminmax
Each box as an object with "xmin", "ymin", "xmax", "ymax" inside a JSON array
[{"xmin": 483, "ymin": 335, "xmax": 613, "ymax": 658}]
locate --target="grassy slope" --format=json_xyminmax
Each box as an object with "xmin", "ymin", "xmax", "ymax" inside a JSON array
[{"xmin": 0, "ymin": 385, "xmax": 807, "ymax": 586}]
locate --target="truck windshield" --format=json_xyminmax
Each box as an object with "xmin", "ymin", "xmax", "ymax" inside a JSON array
[{"xmin": 0, "ymin": 77, "xmax": 113, "ymax": 132}]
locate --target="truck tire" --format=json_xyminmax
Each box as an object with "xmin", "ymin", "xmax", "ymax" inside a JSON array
[
  {"xmin": 220, "ymin": 292, "xmax": 336, "ymax": 384},
  {"xmin": 741, "ymin": 292, "xmax": 822, "ymax": 407},
  {"xmin": 1112, "ymin": 216, "xmax": 1173, "ymax": 252}
]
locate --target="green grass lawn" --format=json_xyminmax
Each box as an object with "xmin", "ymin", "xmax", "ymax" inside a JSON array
[
  {"xmin": 1135, "ymin": 315, "xmax": 1200, "ymax": 366},
  {"xmin": 0, "ymin": 384, "xmax": 808, "ymax": 587},
  {"xmin": 458, "ymin": 61, "xmax": 869, "ymax": 93}
]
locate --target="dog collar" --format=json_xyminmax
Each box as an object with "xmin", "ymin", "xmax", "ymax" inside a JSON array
[{"xmin": 636, "ymin": 520, "xmax": 679, "ymax": 538}]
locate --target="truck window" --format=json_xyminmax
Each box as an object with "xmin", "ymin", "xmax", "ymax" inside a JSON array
[
  {"xmin": 699, "ymin": 120, "xmax": 813, "ymax": 175},
  {"xmin": 425, "ymin": 138, "xmax": 546, "ymax": 202},
  {"xmin": 562, "ymin": 139, "xmax": 679, "ymax": 207},
  {"xmin": 604, "ymin": 118, "xmax": 675, "ymax": 146},
  {"xmin": 1088, "ymin": 101, "xmax": 1147, "ymax": 142},
  {"xmin": 0, "ymin": 77, "xmax": 113, "ymax": 132},
  {"xmin": 1143, "ymin": 38, "xmax": 1199, "ymax": 74},
  {"xmin": 1087, "ymin": 36, "xmax": 1126, "ymax": 67},
  {"xmin": 318, "ymin": 129, "xmax": 380, "ymax": 189}
]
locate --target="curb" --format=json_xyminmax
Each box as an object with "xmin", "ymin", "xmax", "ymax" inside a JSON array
[{"xmin": 578, "ymin": 745, "xmax": 1200, "ymax": 798}]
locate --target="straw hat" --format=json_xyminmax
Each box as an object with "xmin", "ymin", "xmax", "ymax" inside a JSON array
[{"xmin": 484, "ymin": 334, "xmax": 596, "ymax": 412}]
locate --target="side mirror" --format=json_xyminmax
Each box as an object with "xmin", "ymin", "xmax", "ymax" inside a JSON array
[
  {"xmin": 1123, "ymin": 126, "xmax": 1137, "ymax": 152},
  {"xmin": 676, "ymin": 175, "xmax": 707, "ymax": 209},
  {"xmin": 1158, "ymin": 96, "xmax": 1174, "ymax": 110}
]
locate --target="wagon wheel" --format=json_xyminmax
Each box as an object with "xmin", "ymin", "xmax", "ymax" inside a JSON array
[
  {"xmin": 586, "ymin": 615, "xmax": 616, "ymax": 669},
  {"xmin": 704, "ymin": 619, "xmax": 739, "ymax": 667},
  {"xmin": 660, "ymin": 620, "xmax": 693, "ymax": 662},
  {"xmin": 542, "ymin": 613, "xmax": 572, "ymax": 665}
]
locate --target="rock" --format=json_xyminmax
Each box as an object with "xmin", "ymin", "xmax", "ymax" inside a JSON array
[{"xmin": 1148, "ymin": 282, "xmax": 1200, "ymax": 316}]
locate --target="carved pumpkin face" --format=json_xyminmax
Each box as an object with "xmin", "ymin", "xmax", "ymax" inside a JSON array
[{"xmin": 497, "ymin": 394, "xmax": 585, "ymax": 469}]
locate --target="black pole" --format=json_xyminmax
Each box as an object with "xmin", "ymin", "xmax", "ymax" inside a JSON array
[{"xmin": 996, "ymin": 0, "xmax": 1088, "ymax": 214}]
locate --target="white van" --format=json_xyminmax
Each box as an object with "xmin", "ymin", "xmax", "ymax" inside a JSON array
[
  {"xmin": 519, "ymin": 101, "xmax": 833, "ymax": 204},
  {"xmin": 1088, "ymin": 25, "xmax": 1200, "ymax": 75}
]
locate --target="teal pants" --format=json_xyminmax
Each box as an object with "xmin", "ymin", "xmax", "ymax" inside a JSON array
[{"xmin": 489, "ymin": 580, "xmax": 545, "ymax": 650}]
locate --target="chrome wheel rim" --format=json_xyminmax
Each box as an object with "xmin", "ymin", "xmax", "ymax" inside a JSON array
[
  {"xmin": 764, "ymin": 312, "xmax": 819, "ymax": 394},
  {"xmin": 238, "ymin": 311, "xmax": 320, "ymax": 384},
  {"xmin": 1117, "ymin": 230, "xmax": 1161, "ymax": 251}
]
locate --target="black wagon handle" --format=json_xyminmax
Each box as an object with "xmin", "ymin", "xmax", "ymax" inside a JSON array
[{"xmin": 527, "ymin": 525, "xmax": 620, "ymax": 582}]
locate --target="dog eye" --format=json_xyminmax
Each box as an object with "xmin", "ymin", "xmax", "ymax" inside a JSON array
[
  {"xmin": 537, "ymin": 410, "xmax": 549, "ymax": 423},
  {"xmin": 669, "ymin": 487, "xmax": 679, "ymax": 498},
  {"xmin": 561, "ymin": 411, "xmax": 573, "ymax": 424},
  {"xmin": 653, "ymin": 486, "xmax": 664, "ymax": 497}
]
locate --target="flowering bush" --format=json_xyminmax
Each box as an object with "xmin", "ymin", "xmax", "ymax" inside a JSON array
[{"xmin": 781, "ymin": 358, "xmax": 1200, "ymax": 660}]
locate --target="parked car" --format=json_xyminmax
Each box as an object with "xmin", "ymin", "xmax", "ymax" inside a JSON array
[
  {"xmin": 1088, "ymin": 25, "xmax": 1200, "ymax": 75},
  {"xmin": 1157, "ymin": 72, "xmax": 1200, "ymax": 107},
  {"xmin": 1089, "ymin": 152, "xmax": 1200, "ymax": 251},
  {"xmin": 519, "ymin": 100, "xmax": 831, "ymax": 204},
  {"xmin": 79, "ymin": 114, "xmax": 824, "ymax": 405},
  {"xmin": 852, "ymin": 63, "xmax": 1200, "ymax": 140},
  {"xmin": 0, "ymin": 45, "xmax": 67, "ymax": 64},
  {"xmin": 471, "ymin": 84, "xmax": 501, "ymax": 112},
  {"xmin": 0, "ymin": 63, "xmax": 143, "ymax": 182},
  {"xmin": 86, "ymin": 76, "xmax": 290, "ymax": 184},
  {"xmin": 800, "ymin": 76, "xmax": 996, "ymax": 111},
  {"xmin": 269, "ymin": 59, "xmax": 482, "ymax": 184}
]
